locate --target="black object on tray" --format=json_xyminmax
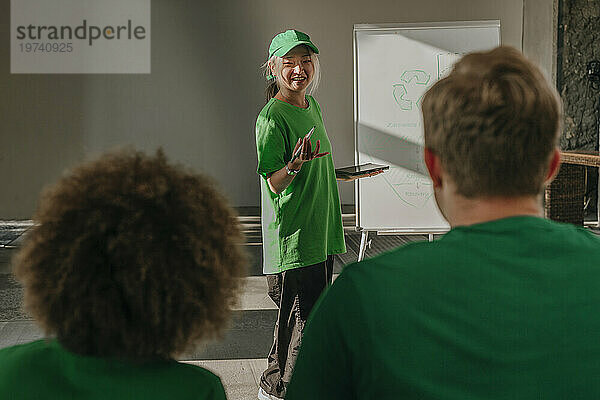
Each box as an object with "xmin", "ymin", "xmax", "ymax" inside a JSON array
[{"xmin": 335, "ymin": 163, "xmax": 389, "ymax": 179}]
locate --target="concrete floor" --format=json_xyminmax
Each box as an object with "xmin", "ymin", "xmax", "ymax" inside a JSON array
[{"xmin": 185, "ymin": 359, "xmax": 268, "ymax": 400}]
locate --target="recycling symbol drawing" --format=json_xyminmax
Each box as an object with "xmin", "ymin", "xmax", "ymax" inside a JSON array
[{"xmin": 392, "ymin": 70, "xmax": 431, "ymax": 111}]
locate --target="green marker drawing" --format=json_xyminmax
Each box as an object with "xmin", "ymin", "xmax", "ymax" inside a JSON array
[
  {"xmin": 392, "ymin": 69, "xmax": 431, "ymax": 111},
  {"xmin": 392, "ymin": 84, "xmax": 412, "ymax": 110},
  {"xmin": 400, "ymin": 70, "xmax": 430, "ymax": 85}
]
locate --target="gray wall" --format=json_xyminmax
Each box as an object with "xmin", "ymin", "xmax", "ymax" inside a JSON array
[
  {"xmin": 555, "ymin": 0, "xmax": 599, "ymax": 218},
  {"xmin": 522, "ymin": 0, "xmax": 558, "ymax": 82},
  {"xmin": 1, "ymin": 0, "xmax": 526, "ymax": 218}
]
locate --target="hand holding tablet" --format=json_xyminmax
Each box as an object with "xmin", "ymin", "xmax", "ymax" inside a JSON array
[{"xmin": 335, "ymin": 163, "xmax": 389, "ymax": 181}]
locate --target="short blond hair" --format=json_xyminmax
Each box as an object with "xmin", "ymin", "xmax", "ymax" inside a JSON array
[{"xmin": 422, "ymin": 46, "xmax": 561, "ymax": 198}]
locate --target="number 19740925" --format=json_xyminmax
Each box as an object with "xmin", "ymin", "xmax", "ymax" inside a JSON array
[{"xmin": 19, "ymin": 42, "xmax": 73, "ymax": 53}]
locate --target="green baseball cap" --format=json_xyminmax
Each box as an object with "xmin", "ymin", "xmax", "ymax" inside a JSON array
[{"xmin": 268, "ymin": 29, "xmax": 319, "ymax": 59}]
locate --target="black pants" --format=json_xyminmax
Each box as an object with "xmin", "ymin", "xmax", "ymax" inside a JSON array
[{"xmin": 260, "ymin": 256, "xmax": 334, "ymax": 398}]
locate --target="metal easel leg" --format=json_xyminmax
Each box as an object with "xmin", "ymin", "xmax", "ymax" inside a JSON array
[{"xmin": 358, "ymin": 230, "xmax": 369, "ymax": 262}]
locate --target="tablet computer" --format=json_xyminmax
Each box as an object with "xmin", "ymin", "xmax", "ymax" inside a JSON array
[{"xmin": 335, "ymin": 163, "xmax": 389, "ymax": 178}]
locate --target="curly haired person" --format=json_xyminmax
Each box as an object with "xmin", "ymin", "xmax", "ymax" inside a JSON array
[{"xmin": 0, "ymin": 149, "xmax": 246, "ymax": 400}]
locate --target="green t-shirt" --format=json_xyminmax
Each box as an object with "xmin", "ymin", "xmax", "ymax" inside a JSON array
[
  {"xmin": 255, "ymin": 95, "xmax": 346, "ymax": 274},
  {"xmin": 287, "ymin": 216, "xmax": 600, "ymax": 399},
  {"xmin": 0, "ymin": 339, "xmax": 226, "ymax": 399}
]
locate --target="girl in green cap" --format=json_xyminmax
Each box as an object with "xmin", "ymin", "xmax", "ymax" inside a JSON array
[{"xmin": 254, "ymin": 29, "xmax": 346, "ymax": 400}]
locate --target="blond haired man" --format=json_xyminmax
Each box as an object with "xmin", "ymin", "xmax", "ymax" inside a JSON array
[{"xmin": 287, "ymin": 47, "xmax": 600, "ymax": 399}]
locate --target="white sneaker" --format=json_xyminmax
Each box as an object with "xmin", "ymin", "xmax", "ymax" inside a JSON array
[{"xmin": 258, "ymin": 386, "xmax": 284, "ymax": 400}]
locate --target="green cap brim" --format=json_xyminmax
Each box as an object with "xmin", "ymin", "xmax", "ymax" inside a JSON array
[{"xmin": 270, "ymin": 41, "xmax": 319, "ymax": 58}]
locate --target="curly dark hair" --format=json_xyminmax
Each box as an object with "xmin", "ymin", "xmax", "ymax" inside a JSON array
[{"xmin": 13, "ymin": 148, "xmax": 246, "ymax": 360}]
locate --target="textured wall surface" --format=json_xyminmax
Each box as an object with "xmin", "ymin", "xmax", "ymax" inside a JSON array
[
  {"xmin": 558, "ymin": 0, "xmax": 600, "ymax": 151},
  {"xmin": 556, "ymin": 0, "xmax": 600, "ymax": 219}
]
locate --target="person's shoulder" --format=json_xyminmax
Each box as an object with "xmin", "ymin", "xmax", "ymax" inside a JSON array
[
  {"xmin": 259, "ymin": 98, "xmax": 289, "ymax": 118},
  {"xmin": 478, "ymin": 215, "xmax": 600, "ymax": 252},
  {"xmin": 167, "ymin": 361, "xmax": 224, "ymax": 389},
  {"xmin": 544, "ymin": 217, "xmax": 599, "ymax": 237},
  {"xmin": 257, "ymin": 99, "xmax": 291, "ymax": 129},
  {"xmin": 542, "ymin": 218, "xmax": 600, "ymax": 251},
  {"xmin": 336, "ymin": 241, "xmax": 439, "ymax": 294},
  {"xmin": 140, "ymin": 360, "xmax": 225, "ymax": 398},
  {"xmin": 0, "ymin": 340, "xmax": 55, "ymax": 385},
  {"xmin": 0, "ymin": 339, "xmax": 52, "ymax": 364},
  {"xmin": 256, "ymin": 99, "xmax": 286, "ymax": 133},
  {"xmin": 316, "ymin": 243, "xmax": 438, "ymax": 322},
  {"xmin": 258, "ymin": 98, "xmax": 277, "ymax": 117},
  {"xmin": 172, "ymin": 360, "xmax": 221, "ymax": 379},
  {"xmin": 307, "ymin": 95, "xmax": 322, "ymax": 111}
]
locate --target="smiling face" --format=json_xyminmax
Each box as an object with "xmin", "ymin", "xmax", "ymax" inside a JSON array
[{"xmin": 271, "ymin": 45, "xmax": 315, "ymax": 95}]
